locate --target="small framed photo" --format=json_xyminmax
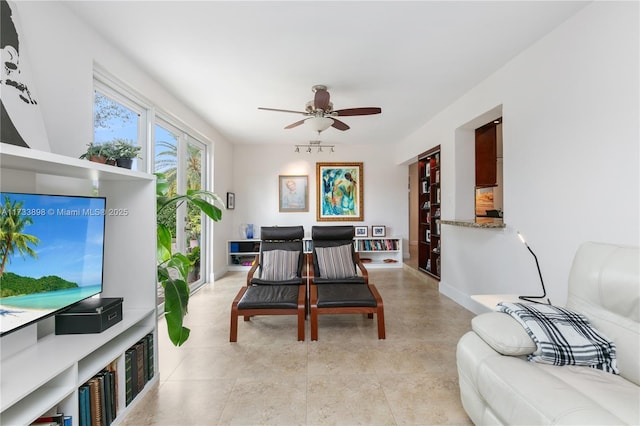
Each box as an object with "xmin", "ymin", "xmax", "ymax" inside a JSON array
[
  {"xmin": 372, "ymin": 226, "xmax": 386, "ymax": 237},
  {"xmin": 227, "ymin": 192, "xmax": 235, "ymax": 210},
  {"xmin": 355, "ymin": 226, "xmax": 368, "ymax": 237}
]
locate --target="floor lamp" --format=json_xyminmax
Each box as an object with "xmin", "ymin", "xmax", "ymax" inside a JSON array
[{"xmin": 517, "ymin": 232, "xmax": 551, "ymax": 305}]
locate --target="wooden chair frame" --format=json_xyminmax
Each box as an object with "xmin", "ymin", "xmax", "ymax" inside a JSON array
[
  {"xmin": 307, "ymin": 251, "xmax": 386, "ymax": 341},
  {"xmin": 229, "ymin": 226, "xmax": 307, "ymax": 342}
]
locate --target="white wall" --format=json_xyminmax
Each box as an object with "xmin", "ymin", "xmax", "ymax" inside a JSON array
[
  {"xmin": 229, "ymin": 143, "xmax": 408, "ymax": 250},
  {"xmin": 12, "ymin": 2, "xmax": 236, "ymax": 279},
  {"xmin": 396, "ymin": 2, "xmax": 639, "ymax": 310}
]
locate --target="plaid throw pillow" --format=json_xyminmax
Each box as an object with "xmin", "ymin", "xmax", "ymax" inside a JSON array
[
  {"xmin": 315, "ymin": 244, "xmax": 356, "ymax": 279},
  {"xmin": 260, "ymin": 250, "xmax": 299, "ymax": 281}
]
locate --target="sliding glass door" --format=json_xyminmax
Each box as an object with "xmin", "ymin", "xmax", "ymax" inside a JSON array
[{"xmin": 154, "ymin": 120, "xmax": 208, "ymax": 302}]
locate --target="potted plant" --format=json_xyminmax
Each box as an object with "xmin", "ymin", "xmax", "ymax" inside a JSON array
[
  {"xmin": 79, "ymin": 142, "xmax": 116, "ymax": 164},
  {"xmin": 113, "ymin": 138, "xmax": 141, "ymax": 169},
  {"xmin": 156, "ymin": 173, "xmax": 223, "ymax": 346},
  {"xmin": 186, "ymin": 245, "xmax": 201, "ymax": 282}
]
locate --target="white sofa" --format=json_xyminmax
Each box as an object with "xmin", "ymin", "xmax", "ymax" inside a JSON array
[{"xmin": 456, "ymin": 241, "xmax": 639, "ymax": 425}]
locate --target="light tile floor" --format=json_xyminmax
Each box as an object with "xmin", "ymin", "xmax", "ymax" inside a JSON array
[{"xmin": 121, "ymin": 265, "xmax": 474, "ymax": 425}]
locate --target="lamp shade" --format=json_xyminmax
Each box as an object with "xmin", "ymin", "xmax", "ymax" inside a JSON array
[{"xmin": 305, "ymin": 116, "xmax": 334, "ymax": 133}]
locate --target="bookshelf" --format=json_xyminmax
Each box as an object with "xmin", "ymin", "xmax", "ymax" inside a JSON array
[
  {"xmin": 0, "ymin": 144, "xmax": 158, "ymax": 425},
  {"xmin": 418, "ymin": 145, "xmax": 441, "ymax": 279},
  {"xmin": 354, "ymin": 237, "xmax": 403, "ymax": 269},
  {"xmin": 227, "ymin": 236, "xmax": 404, "ymax": 271}
]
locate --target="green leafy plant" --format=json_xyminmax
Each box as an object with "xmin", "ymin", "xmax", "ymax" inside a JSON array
[
  {"xmin": 186, "ymin": 245, "xmax": 200, "ymax": 266},
  {"xmin": 79, "ymin": 142, "xmax": 112, "ymax": 160},
  {"xmin": 113, "ymin": 138, "xmax": 142, "ymax": 159},
  {"xmin": 156, "ymin": 172, "xmax": 223, "ymax": 346}
]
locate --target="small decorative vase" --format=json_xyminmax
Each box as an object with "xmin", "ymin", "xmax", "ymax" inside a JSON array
[{"xmin": 246, "ymin": 224, "xmax": 254, "ymax": 239}]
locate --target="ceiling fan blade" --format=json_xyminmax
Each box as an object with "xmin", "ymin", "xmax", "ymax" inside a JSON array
[
  {"xmin": 258, "ymin": 107, "xmax": 307, "ymax": 115},
  {"xmin": 284, "ymin": 118, "xmax": 308, "ymax": 129},
  {"xmin": 334, "ymin": 107, "xmax": 382, "ymax": 116},
  {"xmin": 314, "ymin": 88, "xmax": 331, "ymax": 111},
  {"xmin": 331, "ymin": 119, "xmax": 350, "ymax": 131}
]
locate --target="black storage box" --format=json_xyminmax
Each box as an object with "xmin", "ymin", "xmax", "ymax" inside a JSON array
[{"xmin": 55, "ymin": 297, "xmax": 123, "ymax": 335}]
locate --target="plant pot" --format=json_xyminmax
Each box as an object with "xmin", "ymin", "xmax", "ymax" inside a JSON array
[
  {"xmin": 89, "ymin": 155, "xmax": 108, "ymax": 164},
  {"xmin": 116, "ymin": 158, "xmax": 133, "ymax": 169}
]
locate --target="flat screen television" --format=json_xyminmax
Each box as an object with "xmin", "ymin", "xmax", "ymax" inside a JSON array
[{"xmin": 0, "ymin": 192, "xmax": 107, "ymax": 336}]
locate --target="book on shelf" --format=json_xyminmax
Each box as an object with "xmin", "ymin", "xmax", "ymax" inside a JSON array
[
  {"xmin": 124, "ymin": 332, "xmax": 154, "ymax": 407},
  {"xmin": 79, "ymin": 384, "xmax": 90, "ymax": 426},
  {"xmin": 30, "ymin": 414, "xmax": 65, "ymax": 425},
  {"xmin": 145, "ymin": 333, "xmax": 155, "ymax": 381},
  {"xmin": 125, "ymin": 348, "xmax": 136, "ymax": 406},
  {"xmin": 134, "ymin": 341, "xmax": 146, "ymax": 394},
  {"xmin": 88, "ymin": 377, "xmax": 103, "ymax": 426}
]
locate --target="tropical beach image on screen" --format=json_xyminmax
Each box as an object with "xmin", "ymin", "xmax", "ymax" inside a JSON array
[
  {"xmin": 316, "ymin": 162, "xmax": 364, "ymax": 222},
  {"xmin": 0, "ymin": 192, "xmax": 106, "ymax": 335}
]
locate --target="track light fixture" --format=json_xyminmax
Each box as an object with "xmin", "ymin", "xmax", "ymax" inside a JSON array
[{"xmin": 294, "ymin": 140, "xmax": 335, "ymax": 154}]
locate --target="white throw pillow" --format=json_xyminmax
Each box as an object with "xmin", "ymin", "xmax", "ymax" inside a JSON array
[
  {"xmin": 260, "ymin": 250, "xmax": 299, "ymax": 281},
  {"xmin": 472, "ymin": 312, "xmax": 536, "ymax": 356},
  {"xmin": 315, "ymin": 244, "xmax": 357, "ymax": 279}
]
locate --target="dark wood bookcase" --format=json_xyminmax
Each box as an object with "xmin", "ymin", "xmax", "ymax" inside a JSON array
[{"xmin": 418, "ymin": 145, "xmax": 441, "ymax": 279}]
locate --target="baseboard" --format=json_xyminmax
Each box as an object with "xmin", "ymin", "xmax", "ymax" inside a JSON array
[{"xmin": 438, "ymin": 280, "xmax": 490, "ymax": 315}]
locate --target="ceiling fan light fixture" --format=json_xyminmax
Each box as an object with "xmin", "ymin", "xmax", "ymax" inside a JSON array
[{"xmin": 305, "ymin": 116, "xmax": 333, "ymax": 133}]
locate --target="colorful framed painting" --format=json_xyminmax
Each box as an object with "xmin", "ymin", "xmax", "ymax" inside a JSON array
[
  {"xmin": 316, "ymin": 162, "xmax": 364, "ymax": 221},
  {"xmin": 279, "ymin": 175, "xmax": 308, "ymax": 212}
]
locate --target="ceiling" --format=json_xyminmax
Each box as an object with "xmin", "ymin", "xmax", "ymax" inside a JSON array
[{"xmin": 64, "ymin": 1, "xmax": 588, "ymax": 148}]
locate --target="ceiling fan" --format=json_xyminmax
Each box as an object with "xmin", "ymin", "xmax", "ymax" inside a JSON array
[{"xmin": 258, "ymin": 85, "xmax": 381, "ymax": 133}]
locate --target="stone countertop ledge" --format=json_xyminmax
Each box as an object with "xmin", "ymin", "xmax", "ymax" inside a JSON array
[{"xmin": 440, "ymin": 219, "xmax": 506, "ymax": 229}]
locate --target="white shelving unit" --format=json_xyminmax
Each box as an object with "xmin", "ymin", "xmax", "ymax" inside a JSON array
[
  {"xmin": 0, "ymin": 144, "xmax": 157, "ymax": 425},
  {"xmin": 227, "ymin": 239, "xmax": 260, "ymax": 271},
  {"xmin": 354, "ymin": 237, "xmax": 403, "ymax": 269},
  {"xmin": 227, "ymin": 236, "xmax": 403, "ymax": 271}
]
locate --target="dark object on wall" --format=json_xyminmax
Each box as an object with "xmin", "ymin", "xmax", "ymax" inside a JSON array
[
  {"xmin": 0, "ymin": 0, "xmax": 50, "ymax": 150},
  {"xmin": 475, "ymin": 120, "xmax": 498, "ymax": 187},
  {"xmin": 55, "ymin": 297, "xmax": 123, "ymax": 334}
]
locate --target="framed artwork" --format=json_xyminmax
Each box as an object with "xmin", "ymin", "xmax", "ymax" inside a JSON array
[
  {"xmin": 372, "ymin": 226, "xmax": 386, "ymax": 237},
  {"xmin": 355, "ymin": 226, "xmax": 368, "ymax": 237},
  {"xmin": 279, "ymin": 175, "xmax": 308, "ymax": 212},
  {"xmin": 0, "ymin": 0, "xmax": 50, "ymax": 151},
  {"xmin": 316, "ymin": 162, "xmax": 364, "ymax": 221},
  {"xmin": 227, "ymin": 192, "xmax": 235, "ymax": 210}
]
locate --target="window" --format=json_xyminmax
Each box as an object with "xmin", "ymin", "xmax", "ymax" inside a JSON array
[
  {"xmin": 93, "ymin": 70, "xmax": 212, "ymax": 304},
  {"xmin": 93, "ymin": 78, "xmax": 148, "ymax": 172}
]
